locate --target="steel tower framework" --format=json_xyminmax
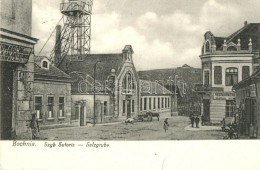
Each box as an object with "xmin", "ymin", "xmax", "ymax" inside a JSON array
[{"xmin": 50, "ymin": 0, "xmax": 93, "ymax": 67}]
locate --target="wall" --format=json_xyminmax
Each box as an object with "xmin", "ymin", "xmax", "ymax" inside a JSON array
[
  {"xmin": 71, "ymin": 94, "xmax": 111, "ymax": 125},
  {"xmin": 0, "ymin": 0, "xmax": 32, "ymax": 36},
  {"xmin": 33, "ymin": 81, "xmax": 71, "ymax": 127}
]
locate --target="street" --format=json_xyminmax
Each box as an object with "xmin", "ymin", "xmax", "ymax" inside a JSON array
[{"xmin": 39, "ymin": 116, "xmax": 225, "ymax": 140}]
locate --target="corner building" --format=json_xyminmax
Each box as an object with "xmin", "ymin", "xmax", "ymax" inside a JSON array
[
  {"xmin": 0, "ymin": 0, "xmax": 38, "ymax": 139},
  {"xmin": 196, "ymin": 22, "xmax": 260, "ymax": 124}
]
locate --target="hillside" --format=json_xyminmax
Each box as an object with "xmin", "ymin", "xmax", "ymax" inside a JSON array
[{"xmin": 138, "ymin": 64, "xmax": 202, "ymax": 91}]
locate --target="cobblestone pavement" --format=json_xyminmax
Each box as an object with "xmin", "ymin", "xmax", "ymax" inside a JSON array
[{"xmin": 39, "ymin": 116, "xmax": 226, "ymax": 140}]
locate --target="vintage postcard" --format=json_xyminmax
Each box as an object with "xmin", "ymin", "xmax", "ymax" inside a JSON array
[{"xmin": 0, "ymin": 0, "xmax": 260, "ymax": 169}]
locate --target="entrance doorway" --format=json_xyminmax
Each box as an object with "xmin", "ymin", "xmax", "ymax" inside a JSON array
[
  {"xmin": 1, "ymin": 62, "xmax": 15, "ymax": 139},
  {"xmin": 203, "ymin": 99, "xmax": 210, "ymax": 122},
  {"xmin": 126, "ymin": 100, "xmax": 131, "ymax": 118}
]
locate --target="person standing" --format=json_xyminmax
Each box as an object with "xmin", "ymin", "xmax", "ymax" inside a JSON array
[
  {"xmin": 201, "ymin": 114, "xmax": 205, "ymax": 126},
  {"xmin": 163, "ymin": 118, "xmax": 169, "ymax": 132},
  {"xmin": 30, "ymin": 113, "xmax": 40, "ymax": 140},
  {"xmin": 195, "ymin": 115, "xmax": 200, "ymax": 128},
  {"xmin": 191, "ymin": 115, "xmax": 195, "ymax": 127}
]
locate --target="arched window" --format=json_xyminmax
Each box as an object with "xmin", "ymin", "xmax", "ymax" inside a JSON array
[
  {"xmin": 227, "ymin": 46, "xmax": 237, "ymax": 51},
  {"xmin": 205, "ymin": 41, "xmax": 210, "ymax": 53},
  {"xmin": 122, "ymin": 72, "xmax": 136, "ymax": 94},
  {"xmin": 42, "ymin": 61, "xmax": 48, "ymax": 69},
  {"xmin": 225, "ymin": 67, "xmax": 238, "ymax": 86}
]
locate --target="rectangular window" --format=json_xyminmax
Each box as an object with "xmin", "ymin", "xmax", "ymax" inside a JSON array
[
  {"xmin": 162, "ymin": 98, "xmax": 164, "ymax": 109},
  {"xmin": 47, "ymin": 97, "xmax": 54, "ymax": 118},
  {"xmin": 168, "ymin": 98, "xmax": 170, "ymax": 108},
  {"xmin": 34, "ymin": 96, "xmax": 42, "ymax": 119},
  {"xmin": 123, "ymin": 100, "xmax": 125, "ymax": 113},
  {"xmin": 140, "ymin": 98, "xmax": 143, "ymax": 111},
  {"xmin": 104, "ymin": 101, "xmax": 108, "ymax": 116},
  {"xmin": 59, "ymin": 97, "xmax": 65, "ymax": 117},
  {"xmin": 226, "ymin": 68, "xmax": 238, "ymax": 86},
  {"xmin": 132, "ymin": 100, "xmax": 134, "ymax": 112},
  {"xmin": 204, "ymin": 71, "xmax": 210, "ymax": 85},
  {"xmin": 165, "ymin": 97, "xmax": 167, "ymax": 108},
  {"xmin": 158, "ymin": 98, "xmax": 160, "ymax": 109},
  {"xmin": 144, "ymin": 98, "xmax": 147, "ymax": 110},
  {"xmin": 242, "ymin": 66, "xmax": 250, "ymax": 80},
  {"xmin": 153, "ymin": 97, "xmax": 156, "ymax": 109},
  {"xmin": 226, "ymin": 100, "xmax": 235, "ymax": 117},
  {"xmin": 149, "ymin": 98, "xmax": 151, "ymax": 110},
  {"xmin": 214, "ymin": 66, "xmax": 222, "ymax": 85}
]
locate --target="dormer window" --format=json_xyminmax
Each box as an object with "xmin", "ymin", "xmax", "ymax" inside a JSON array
[
  {"xmin": 42, "ymin": 61, "xmax": 48, "ymax": 68},
  {"xmin": 227, "ymin": 46, "xmax": 237, "ymax": 51},
  {"xmin": 41, "ymin": 59, "xmax": 50, "ymax": 70}
]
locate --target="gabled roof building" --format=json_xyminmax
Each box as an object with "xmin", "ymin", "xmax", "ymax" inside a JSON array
[
  {"xmin": 196, "ymin": 22, "xmax": 260, "ymax": 124},
  {"xmin": 58, "ymin": 45, "xmax": 140, "ymax": 125}
]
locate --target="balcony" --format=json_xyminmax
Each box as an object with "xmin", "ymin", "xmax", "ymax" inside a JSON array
[{"xmin": 194, "ymin": 84, "xmax": 223, "ymax": 93}]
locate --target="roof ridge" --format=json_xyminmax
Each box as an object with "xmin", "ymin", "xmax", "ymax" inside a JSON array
[{"xmin": 226, "ymin": 23, "xmax": 251, "ymax": 42}]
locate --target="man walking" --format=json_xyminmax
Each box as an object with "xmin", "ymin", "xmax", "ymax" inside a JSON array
[{"xmin": 163, "ymin": 118, "xmax": 169, "ymax": 132}]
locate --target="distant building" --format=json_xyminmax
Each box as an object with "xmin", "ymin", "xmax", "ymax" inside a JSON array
[
  {"xmin": 59, "ymin": 45, "xmax": 139, "ymax": 125},
  {"xmin": 33, "ymin": 57, "xmax": 72, "ymax": 128},
  {"xmin": 233, "ymin": 69, "xmax": 260, "ymax": 138},
  {"xmin": 139, "ymin": 80, "xmax": 178, "ymax": 118},
  {"xmin": 196, "ymin": 22, "xmax": 260, "ymax": 124},
  {"xmin": 138, "ymin": 64, "xmax": 201, "ymax": 115},
  {"xmin": 0, "ymin": 0, "xmax": 38, "ymax": 139}
]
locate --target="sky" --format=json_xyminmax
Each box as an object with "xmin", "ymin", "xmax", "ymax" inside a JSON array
[{"xmin": 32, "ymin": 0, "xmax": 260, "ymax": 71}]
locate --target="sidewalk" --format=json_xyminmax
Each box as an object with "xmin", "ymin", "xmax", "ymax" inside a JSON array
[{"xmin": 184, "ymin": 123, "xmax": 221, "ymax": 131}]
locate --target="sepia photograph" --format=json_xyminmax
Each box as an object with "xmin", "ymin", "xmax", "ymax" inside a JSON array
[{"xmin": 0, "ymin": 0, "xmax": 260, "ymax": 169}]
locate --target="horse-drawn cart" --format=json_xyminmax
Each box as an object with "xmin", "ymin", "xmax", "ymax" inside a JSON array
[{"xmin": 137, "ymin": 111, "xmax": 160, "ymax": 121}]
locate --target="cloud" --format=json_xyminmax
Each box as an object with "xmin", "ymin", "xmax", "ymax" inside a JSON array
[
  {"xmin": 32, "ymin": 0, "xmax": 257, "ymax": 71},
  {"xmin": 200, "ymin": 0, "xmax": 240, "ymax": 35}
]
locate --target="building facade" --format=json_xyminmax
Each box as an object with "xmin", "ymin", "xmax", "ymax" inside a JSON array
[
  {"xmin": 0, "ymin": 0, "xmax": 38, "ymax": 139},
  {"xmin": 33, "ymin": 57, "xmax": 72, "ymax": 129},
  {"xmin": 233, "ymin": 69, "xmax": 260, "ymax": 138},
  {"xmin": 59, "ymin": 45, "xmax": 139, "ymax": 125},
  {"xmin": 139, "ymin": 80, "xmax": 178, "ymax": 118},
  {"xmin": 196, "ymin": 22, "xmax": 260, "ymax": 124}
]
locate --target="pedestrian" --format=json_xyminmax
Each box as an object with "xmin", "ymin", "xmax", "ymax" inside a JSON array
[
  {"xmin": 30, "ymin": 113, "xmax": 40, "ymax": 140},
  {"xmin": 163, "ymin": 118, "xmax": 169, "ymax": 132},
  {"xmin": 201, "ymin": 114, "xmax": 205, "ymax": 126},
  {"xmin": 195, "ymin": 115, "xmax": 200, "ymax": 128},
  {"xmin": 191, "ymin": 115, "xmax": 195, "ymax": 127}
]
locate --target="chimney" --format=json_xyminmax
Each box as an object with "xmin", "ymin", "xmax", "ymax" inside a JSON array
[
  {"xmin": 55, "ymin": 25, "xmax": 62, "ymax": 64},
  {"xmin": 244, "ymin": 21, "xmax": 248, "ymax": 26}
]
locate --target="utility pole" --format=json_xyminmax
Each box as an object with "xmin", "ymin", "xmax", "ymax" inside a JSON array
[{"xmin": 93, "ymin": 60, "xmax": 100, "ymax": 126}]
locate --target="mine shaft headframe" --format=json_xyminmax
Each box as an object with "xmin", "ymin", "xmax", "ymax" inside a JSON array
[
  {"xmin": 50, "ymin": 0, "xmax": 93, "ymax": 67},
  {"xmin": 60, "ymin": 0, "xmax": 93, "ymax": 15}
]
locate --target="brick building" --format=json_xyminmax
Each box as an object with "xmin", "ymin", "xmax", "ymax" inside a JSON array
[
  {"xmin": 196, "ymin": 22, "xmax": 260, "ymax": 124},
  {"xmin": 0, "ymin": 0, "xmax": 38, "ymax": 139}
]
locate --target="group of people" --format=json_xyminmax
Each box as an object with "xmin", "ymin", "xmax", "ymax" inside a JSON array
[{"xmin": 190, "ymin": 114, "xmax": 201, "ymax": 128}]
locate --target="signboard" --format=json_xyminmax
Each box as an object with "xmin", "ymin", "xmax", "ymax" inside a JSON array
[
  {"xmin": 250, "ymin": 84, "xmax": 256, "ymax": 97},
  {"xmin": 0, "ymin": 42, "xmax": 32, "ymax": 63},
  {"xmin": 213, "ymin": 92, "xmax": 236, "ymax": 100}
]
